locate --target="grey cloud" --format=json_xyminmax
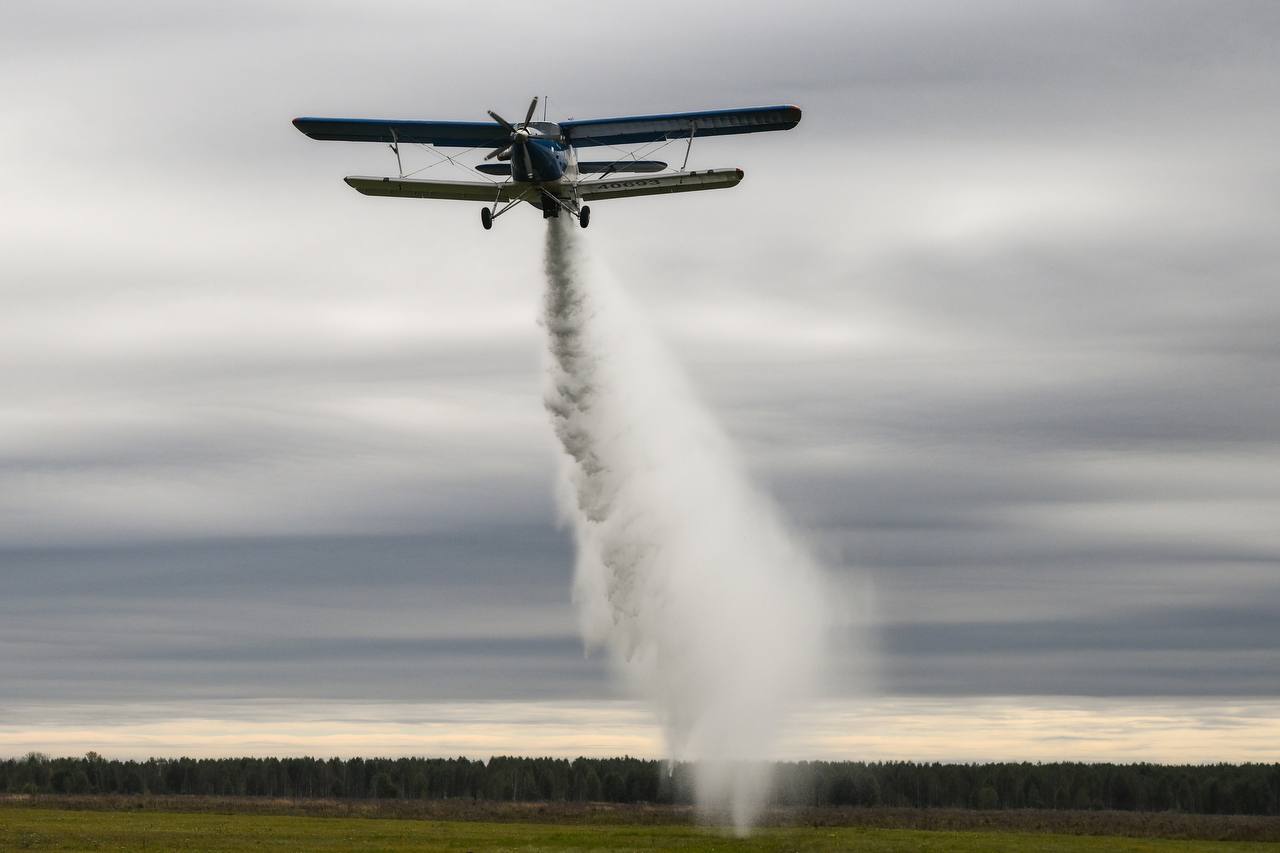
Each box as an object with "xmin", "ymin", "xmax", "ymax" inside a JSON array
[
  {"xmin": 885, "ymin": 605, "xmax": 1280, "ymax": 656},
  {"xmin": 863, "ymin": 605, "xmax": 1280, "ymax": 697},
  {"xmin": 879, "ymin": 650, "xmax": 1279, "ymax": 697},
  {"xmin": 0, "ymin": 532, "xmax": 600, "ymax": 703}
]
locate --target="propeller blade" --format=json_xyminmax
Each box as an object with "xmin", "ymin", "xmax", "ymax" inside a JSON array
[
  {"xmin": 523, "ymin": 96, "xmax": 538, "ymax": 126},
  {"xmin": 484, "ymin": 145, "xmax": 512, "ymax": 161},
  {"xmin": 487, "ymin": 110, "xmax": 516, "ymax": 133}
]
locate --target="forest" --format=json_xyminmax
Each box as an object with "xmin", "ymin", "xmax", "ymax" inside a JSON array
[{"xmin": 3, "ymin": 754, "xmax": 1277, "ymax": 815}]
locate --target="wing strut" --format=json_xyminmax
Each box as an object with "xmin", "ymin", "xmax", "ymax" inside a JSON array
[
  {"xmin": 389, "ymin": 128, "xmax": 403, "ymax": 178},
  {"xmin": 681, "ymin": 120, "xmax": 697, "ymax": 170},
  {"xmin": 490, "ymin": 185, "xmax": 534, "ymax": 221}
]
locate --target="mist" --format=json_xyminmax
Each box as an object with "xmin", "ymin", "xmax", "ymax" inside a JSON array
[{"xmin": 541, "ymin": 217, "xmax": 831, "ymax": 832}]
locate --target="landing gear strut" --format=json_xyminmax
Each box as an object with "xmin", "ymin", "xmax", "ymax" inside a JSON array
[
  {"xmin": 480, "ymin": 207, "xmax": 493, "ymax": 230},
  {"xmin": 579, "ymin": 205, "xmax": 591, "ymax": 229}
]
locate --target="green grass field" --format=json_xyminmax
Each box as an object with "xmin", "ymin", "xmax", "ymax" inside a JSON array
[{"xmin": 2, "ymin": 806, "xmax": 1277, "ymax": 853}]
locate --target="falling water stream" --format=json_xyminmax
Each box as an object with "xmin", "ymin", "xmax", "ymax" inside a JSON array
[{"xmin": 541, "ymin": 218, "xmax": 829, "ymax": 833}]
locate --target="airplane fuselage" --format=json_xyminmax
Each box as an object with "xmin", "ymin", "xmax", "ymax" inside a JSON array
[
  {"xmin": 510, "ymin": 138, "xmax": 562, "ymax": 183},
  {"xmin": 509, "ymin": 124, "xmax": 573, "ymax": 186}
]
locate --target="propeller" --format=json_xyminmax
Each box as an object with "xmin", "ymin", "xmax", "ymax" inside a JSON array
[{"xmin": 484, "ymin": 97, "xmax": 539, "ymax": 161}]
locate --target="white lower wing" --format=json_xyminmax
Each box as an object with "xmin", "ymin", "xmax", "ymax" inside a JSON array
[
  {"xmin": 343, "ymin": 169, "xmax": 743, "ymax": 204},
  {"xmin": 344, "ymin": 176, "xmax": 524, "ymax": 202},
  {"xmin": 575, "ymin": 168, "xmax": 743, "ymax": 201}
]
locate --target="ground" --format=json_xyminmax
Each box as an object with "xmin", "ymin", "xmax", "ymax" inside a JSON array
[{"xmin": 1, "ymin": 798, "xmax": 1277, "ymax": 852}]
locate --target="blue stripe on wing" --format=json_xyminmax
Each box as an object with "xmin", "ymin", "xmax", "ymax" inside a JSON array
[
  {"xmin": 560, "ymin": 105, "xmax": 801, "ymax": 147},
  {"xmin": 292, "ymin": 117, "xmax": 510, "ymax": 148}
]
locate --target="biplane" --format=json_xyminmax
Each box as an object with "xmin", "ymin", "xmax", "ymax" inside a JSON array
[{"xmin": 292, "ymin": 99, "xmax": 801, "ymax": 229}]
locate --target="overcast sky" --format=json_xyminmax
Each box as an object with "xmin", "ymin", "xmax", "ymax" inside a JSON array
[{"xmin": 2, "ymin": 0, "xmax": 1278, "ymax": 760}]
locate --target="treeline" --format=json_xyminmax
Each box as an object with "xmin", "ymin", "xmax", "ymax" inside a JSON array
[{"xmin": 3, "ymin": 753, "xmax": 1278, "ymax": 815}]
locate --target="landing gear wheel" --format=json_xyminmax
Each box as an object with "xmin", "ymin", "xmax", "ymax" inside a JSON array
[
  {"xmin": 480, "ymin": 207, "xmax": 493, "ymax": 230},
  {"xmin": 579, "ymin": 205, "xmax": 591, "ymax": 229}
]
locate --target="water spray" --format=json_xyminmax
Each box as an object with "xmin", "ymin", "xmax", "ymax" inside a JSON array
[{"xmin": 541, "ymin": 219, "xmax": 830, "ymax": 833}]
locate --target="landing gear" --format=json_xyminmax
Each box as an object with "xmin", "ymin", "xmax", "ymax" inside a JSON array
[
  {"xmin": 480, "ymin": 207, "xmax": 492, "ymax": 230},
  {"xmin": 530, "ymin": 189, "xmax": 589, "ymax": 227}
]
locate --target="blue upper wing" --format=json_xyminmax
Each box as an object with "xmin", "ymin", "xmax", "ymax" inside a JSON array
[
  {"xmin": 292, "ymin": 117, "xmax": 509, "ymax": 148},
  {"xmin": 560, "ymin": 105, "xmax": 800, "ymax": 148}
]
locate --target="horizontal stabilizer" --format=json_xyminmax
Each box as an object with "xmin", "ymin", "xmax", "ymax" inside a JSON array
[
  {"xmin": 576, "ymin": 168, "xmax": 744, "ymax": 201},
  {"xmin": 577, "ymin": 160, "xmax": 666, "ymax": 174},
  {"xmin": 344, "ymin": 176, "xmax": 522, "ymax": 202}
]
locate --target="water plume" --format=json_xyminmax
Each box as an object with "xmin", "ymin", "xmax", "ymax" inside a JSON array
[{"xmin": 541, "ymin": 218, "xmax": 828, "ymax": 833}]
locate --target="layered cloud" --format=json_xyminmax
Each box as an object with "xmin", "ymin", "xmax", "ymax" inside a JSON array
[{"xmin": 2, "ymin": 0, "xmax": 1278, "ymax": 754}]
